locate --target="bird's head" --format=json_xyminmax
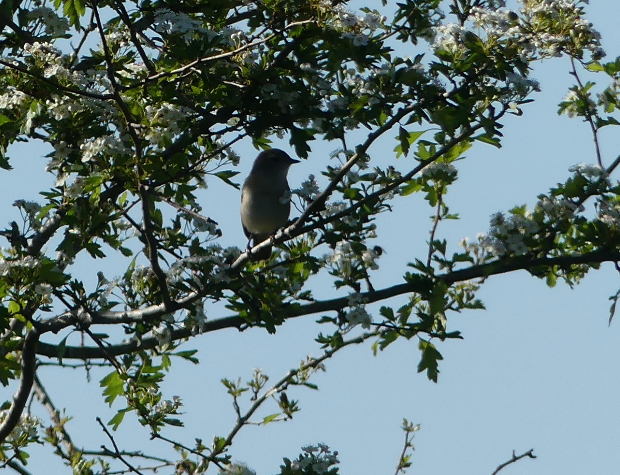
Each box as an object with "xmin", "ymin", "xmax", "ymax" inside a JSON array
[{"xmin": 251, "ymin": 149, "xmax": 300, "ymax": 178}]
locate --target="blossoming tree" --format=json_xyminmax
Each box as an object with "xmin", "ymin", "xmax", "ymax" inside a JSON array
[{"xmin": 0, "ymin": 0, "xmax": 618, "ymax": 473}]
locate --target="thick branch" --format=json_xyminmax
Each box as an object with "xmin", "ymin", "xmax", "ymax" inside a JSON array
[
  {"xmin": 139, "ymin": 186, "xmax": 173, "ymax": 310},
  {"xmin": 35, "ymin": 249, "xmax": 620, "ymax": 360},
  {"xmin": 0, "ymin": 328, "xmax": 39, "ymax": 443}
]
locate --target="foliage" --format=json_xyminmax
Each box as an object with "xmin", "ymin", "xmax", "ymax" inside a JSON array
[{"xmin": 0, "ymin": 0, "xmax": 618, "ymax": 473}]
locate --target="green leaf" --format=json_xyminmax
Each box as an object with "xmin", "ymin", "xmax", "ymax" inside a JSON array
[
  {"xmin": 108, "ymin": 409, "xmax": 128, "ymax": 431},
  {"xmin": 473, "ymin": 133, "xmax": 501, "ymax": 147},
  {"xmin": 262, "ymin": 413, "xmax": 280, "ymax": 424},
  {"xmin": 401, "ymin": 180, "xmax": 422, "ymax": 196},
  {"xmin": 213, "ymin": 170, "xmax": 240, "ymax": 188},
  {"xmin": 586, "ymin": 61, "xmax": 605, "ymax": 72},
  {"xmin": 213, "ymin": 436, "xmax": 227, "ymax": 452},
  {"xmin": 429, "ymin": 281, "xmax": 448, "ymax": 316},
  {"xmin": 395, "ymin": 128, "xmax": 428, "ymax": 157},
  {"xmin": 417, "ymin": 339, "xmax": 442, "ymax": 382},
  {"xmin": 100, "ymin": 371, "xmax": 125, "ymax": 406},
  {"xmin": 173, "ymin": 350, "xmax": 199, "ymax": 364},
  {"xmin": 442, "ymin": 139, "xmax": 472, "ymax": 161},
  {"xmin": 163, "ymin": 417, "xmax": 184, "ymax": 427},
  {"xmin": 61, "ymin": 0, "xmax": 86, "ymax": 27},
  {"xmin": 56, "ymin": 335, "xmax": 68, "ymax": 364}
]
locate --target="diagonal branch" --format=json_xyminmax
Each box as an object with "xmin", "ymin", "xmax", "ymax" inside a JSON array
[
  {"xmin": 236, "ymin": 103, "xmax": 498, "ymax": 266},
  {"xmin": 139, "ymin": 186, "xmax": 173, "ymax": 310},
  {"xmin": 96, "ymin": 417, "xmax": 144, "ymax": 475},
  {"xmin": 0, "ymin": 328, "xmax": 39, "ymax": 443},
  {"xmin": 32, "ymin": 373, "xmax": 75, "ymax": 458},
  {"xmin": 491, "ymin": 449, "xmax": 536, "ymax": 475},
  {"xmin": 0, "ymin": 58, "xmax": 114, "ymax": 101},
  {"xmin": 569, "ymin": 57, "xmax": 603, "ymax": 168}
]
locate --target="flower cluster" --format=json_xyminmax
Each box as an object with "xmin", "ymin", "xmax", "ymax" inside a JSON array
[
  {"xmin": 0, "ymin": 411, "xmax": 41, "ymax": 445},
  {"xmin": 219, "ymin": 463, "xmax": 256, "ymax": 475},
  {"xmin": 287, "ymin": 443, "xmax": 340, "ymax": 474},
  {"xmin": 293, "ymin": 174, "xmax": 320, "ymax": 202},
  {"xmin": 144, "ymin": 103, "xmax": 195, "ymax": 146},
  {"xmin": 464, "ymin": 162, "xmax": 611, "ymax": 259},
  {"xmin": 188, "ymin": 303, "xmax": 208, "ymax": 336},
  {"xmin": 153, "ymin": 324, "xmax": 172, "ymax": 346},
  {"xmin": 343, "ymin": 292, "xmax": 372, "ymax": 329},
  {"xmin": 361, "ymin": 246, "xmax": 381, "ymax": 270},
  {"xmin": 597, "ymin": 200, "xmax": 620, "ymax": 227},
  {"xmin": 80, "ymin": 136, "xmax": 130, "ymax": 163},
  {"xmin": 14, "ymin": 199, "xmax": 43, "ymax": 231},
  {"xmin": 151, "ymin": 395, "xmax": 183, "ymax": 418},
  {"xmin": 431, "ymin": 23, "xmax": 468, "ymax": 55},
  {"xmin": 560, "ymin": 89, "xmax": 596, "ymax": 118},
  {"xmin": 421, "ymin": 161, "xmax": 457, "ymax": 179},
  {"xmin": 469, "ymin": 1, "xmax": 604, "ymax": 60},
  {"xmin": 152, "ymin": 9, "xmax": 207, "ymax": 44},
  {"xmin": 482, "ymin": 210, "xmax": 539, "ymax": 257},
  {"xmin": 333, "ymin": 7, "xmax": 387, "ymax": 47},
  {"xmin": 0, "ymin": 254, "xmax": 41, "ymax": 276},
  {"xmin": 321, "ymin": 202, "xmax": 355, "ymax": 226},
  {"xmin": 28, "ymin": 6, "xmax": 70, "ymax": 36},
  {"xmin": 0, "ymin": 87, "xmax": 28, "ymax": 111}
]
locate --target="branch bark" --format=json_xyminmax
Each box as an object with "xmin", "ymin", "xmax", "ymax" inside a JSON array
[
  {"xmin": 34, "ymin": 249, "xmax": 620, "ymax": 360},
  {"xmin": 0, "ymin": 328, "xmax": 39, "ymax": 443}
]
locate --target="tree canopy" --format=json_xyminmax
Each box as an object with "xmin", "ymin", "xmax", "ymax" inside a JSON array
[{"xmin": 0, "ymin": 0, "xmax": 619, "ymax": 473}]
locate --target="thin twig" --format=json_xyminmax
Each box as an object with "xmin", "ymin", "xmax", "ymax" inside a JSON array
[
  {"xmin": 213, "ymin": 331, "xmax": 378, "ymax": 459},
  {"xmin": 0, "ymin": 59, "xmax": 114, "ymax": 101},
  {"xmin": 32, "ymin": 373, "xmax": 74, "ymax": 458},
  {"xmin": 570, "ymin": 56, "xmax": 603, "ymax": 167},
  {"xmin": 394, "ymin": 420, "xmax": 418, "ymax": 475},
  {"xmin": 427, "ymin": 191, "xmax": 444, "ymax": 268},
  {"xmin": 97, "ymin": 417, "xmax": 144, "ymax": 475},
  {"xmin": 83, "ymin": 327, "xmax": 123, "ymax": 373},
  {"xmin": 135, "ymin": 20, "xmax": 315, "ymax": 86},
  {"xmin": 491, "ymin": 449, "xmax": 536, "ymax": 475},
  {"xmin": 110, "ymin": 2, "xmax": 155, "ymax": 73},
  {"xmin": 68, "ymin": 11, "xmax": 96, "ymax": 68}
]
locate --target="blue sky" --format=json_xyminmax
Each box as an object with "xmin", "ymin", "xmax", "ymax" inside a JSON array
[{"xmin": 4, "ymin": 1, "xmax": 620, "ymax": 474}]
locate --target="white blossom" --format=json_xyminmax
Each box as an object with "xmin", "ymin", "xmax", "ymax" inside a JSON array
[
  {"xmin": 153, "ymin": 324, "xmax": 172, "ymax": 346},
  {"xmin": 294, "ymin": 175, "xmax": 320, "ymax": 201}
]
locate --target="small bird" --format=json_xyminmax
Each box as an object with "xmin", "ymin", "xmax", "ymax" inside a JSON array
[{"xmin": 241, "ymin": 149, "xmax": 299, "ymax": 260}]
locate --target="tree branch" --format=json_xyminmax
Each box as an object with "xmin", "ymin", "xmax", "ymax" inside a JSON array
[
  {"xmin": 35, "ymin": 248, "xmax": 620, "ymax": 360},
  {"xmin": 0, "ymin": 59, "xmax": 114, "ymax": 101},
  {"xmin": 139, "ymin": 185, "xmax": 173, "ymax": 310},
  {"xmin": 212, "ymin": 331, "xmax": 378, "ymax": 459},
  {"xmin": 0, "ymin": 328, "xmax": 39, "ymax": 443},
  {"xmin": 32, "ymin": 373, "xmax": 74, "ymax": 458},
  {"xmin": 569, "ymin": 56, "xmax": 603, "ymax": 168},
  {"xmin": 491, "ymin": 449, "xmax": 536, "ymax": 475},
  {"xmin": 5, "ymin": 460, "xmax": 34, "ymax": 475},
  {"xmin": 96, "ymin": 417, "xmax": 144, "ymax": 475}
]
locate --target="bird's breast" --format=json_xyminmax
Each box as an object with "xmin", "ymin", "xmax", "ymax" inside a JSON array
[{"xmin": 240, "ymin": 186, "xmax": 291, "ymax": 235}]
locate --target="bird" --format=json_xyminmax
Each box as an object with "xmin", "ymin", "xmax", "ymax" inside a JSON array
[{"xmin": 241, "ymin": 148, "xmax": 299, "ymax": 260}]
